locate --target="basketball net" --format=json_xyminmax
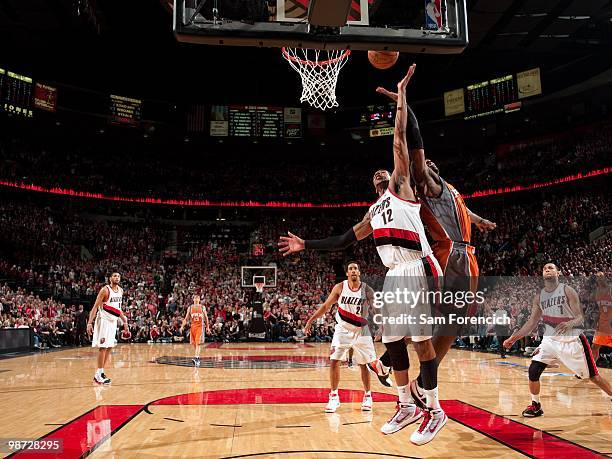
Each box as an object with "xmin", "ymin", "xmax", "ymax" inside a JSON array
[
  {"xmin": 254, "ymin": 282, "xmax": 265, "ymax": 293},
  {"xmin": 282, "ymin": 48, "xmax": 350, "ymax": 111}
]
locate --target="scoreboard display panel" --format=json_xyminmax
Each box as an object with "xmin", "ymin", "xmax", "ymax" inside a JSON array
[
  {"xmin": 465, "ymin": 75, "xmax": 518, "ymax": 119},
  {"xmin": 444, "ymin": 68, "xmax": 541, "ymax": 120},
  {"xmin": 0, "ymin": 68, "xmax": 34, "ymax": 117},
  {"xmin": 360, "ymin": 103, "xmax": 396, "ymax": 137},
  {"xmin": 109, "ymin": 94, "xmax": 142, "ymax": 126},
  {"xmin": 224, "ymin": 105, "xmax": 299, "ymax": 138}
]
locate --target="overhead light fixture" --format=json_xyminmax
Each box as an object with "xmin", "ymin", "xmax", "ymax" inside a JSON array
[{"xmin": 557, "ymin": 15, "xmax": 590, "ymax": 20}]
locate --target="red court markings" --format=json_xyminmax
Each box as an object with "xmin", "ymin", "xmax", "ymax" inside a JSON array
[
  {"xmin": 442, "ymin": 400, "xmax": 606, "ymax": 459},
  {"xmin": 9, "ymin": 405, "xmax": 142, "ymax": 459},
  {"xmin": 12, "ymin": 390, "xmax": 606, "ymax": 459},
  {"xmin": 206, "ymin": 343, "xmax": 313, "ymax": 350},
  {"xmin": 194, "ymin": 355, "xmax": 328, "ymax": 363},
  {"xmin": 151, "ymin": 388, "xmax": 397, "ymax": 406}
]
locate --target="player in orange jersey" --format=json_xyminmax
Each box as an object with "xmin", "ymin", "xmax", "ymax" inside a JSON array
[
  {"xmin": 375, "ymin": 86, "xmax": 496, "ymax": 405},
  {"xmin": 181, "ymin": 294, "xmax": 211, "ymax": 366},
  {"xmin": 592, "ymin": 272, "xmax": 612, "ymax": 363}
]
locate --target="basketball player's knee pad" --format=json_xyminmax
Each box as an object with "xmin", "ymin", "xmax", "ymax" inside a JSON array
[
  {"xmin": 528, "ymin": 361, "xmax": 547, "ymax": 381},
  {"xmin": 384, "ymin": 339, "xmax": 409, "ymax": 371}
]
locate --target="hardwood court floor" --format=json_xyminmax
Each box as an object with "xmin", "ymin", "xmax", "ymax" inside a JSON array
[{"xmin": 0, "ymin": 343, "xmax": 610, "ymax": 458}]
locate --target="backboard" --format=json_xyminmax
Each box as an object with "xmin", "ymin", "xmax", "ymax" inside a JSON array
[
  {"xmin": 174, "ymin": 0, "xmax": 468, "ymax": 53},
  {"xmin": 241, "ymin": 266, "xmax": 277, "ymax": 289}
]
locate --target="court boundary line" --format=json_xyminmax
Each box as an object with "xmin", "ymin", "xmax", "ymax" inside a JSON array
[{"xmin": 453, "ymin": 400, "xmax": 607, "ymax": 458}]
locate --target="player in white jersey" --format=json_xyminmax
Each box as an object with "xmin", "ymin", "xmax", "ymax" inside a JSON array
[
  {"xmin": 504, "ymin": 263, "xmax": 612, "ymax": 417},
  {"xmin": 304, "ymin": 262, "xmax": 380, "ymax": 413},
  {"xmin": 87, "ymin": 272, "xmax": 130, "ymax": 384},
  {"xmin": 279, "ymin": 64, "xmax": 446, "ymax": 446}
]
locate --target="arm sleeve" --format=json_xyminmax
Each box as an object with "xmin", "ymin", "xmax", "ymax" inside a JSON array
[
  {"xmin": 407, "ymin": 105, "xmax": 424, "ymax": 150},
  {"xmin": 304, "ymin": 228, "xmax": 357, "ymax": 251}
]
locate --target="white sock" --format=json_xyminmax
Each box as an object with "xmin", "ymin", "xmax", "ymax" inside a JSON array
[
  {"xmin": 424, "ymin": 387, "xmax": 441, "ymax": 410},
  {"xmin": 330, "ymin": 389, "xmax": 338, "ymax": 396},
  {"xmin": 95, "ymin": 368, "xmax": 102, "ymax": 377},
  {"xmin": 397, "ymin": 385, "xmax": 412, "ymax": 405},
  {"xmin": 364, "ymin": 391, "xmax": 371, "ymax": 397},
  {"xmin": 531, "ymin": 394, "xmax": 540, "ymax": 404}
]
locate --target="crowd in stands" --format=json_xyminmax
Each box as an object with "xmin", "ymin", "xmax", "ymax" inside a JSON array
[
  {"xmin": 1, "ymin": 119, "xmax": 610, "ymax": 203},
  {"xmin": 0, "ymin": 119, "xmax": 610, "ymax": 361},
  {"xmin": 1, "ymin": 187, "xmax": 610, "ymax": 360}
]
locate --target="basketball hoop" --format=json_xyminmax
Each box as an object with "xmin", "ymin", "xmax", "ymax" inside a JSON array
[
  {"xmin": 253, "ymin": 275, "xmax": 266, "ymax": 293},
  {"xmin": 282, "ymin": 47, "xmax": 351, "ymax": 111}
]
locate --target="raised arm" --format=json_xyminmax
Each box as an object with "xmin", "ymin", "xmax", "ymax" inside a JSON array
[
  {"xmin": 388, "ymin": 65, "xmax": 414, "ymax": 195},
  {"xmin": 304, "ymin": 283, "xmax": 342, "ymax": 335},
  {"xmin": 377, "ymin": 85, "xmax": 441, "ymax": 197},
  {"xmin": 278, "ymin": 211, "xmax": 373, "ymax": 256},
  {"xmin": 503, "ymin": 294, "xmax": 542, "ymax": 348}
]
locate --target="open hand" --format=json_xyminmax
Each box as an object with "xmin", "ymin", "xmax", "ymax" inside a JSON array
[
  {"xmin": 397, "ymin": 63, "xmax": 416, "ymax": 92},
  {"xmin": 278, "ymin": 231, "xmax": 305, "ymax": 256}
]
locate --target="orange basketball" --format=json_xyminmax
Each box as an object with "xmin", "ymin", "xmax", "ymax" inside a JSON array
[{"xmin": 368, "ymin": 51, "xmax": 399, "ymax": 70}]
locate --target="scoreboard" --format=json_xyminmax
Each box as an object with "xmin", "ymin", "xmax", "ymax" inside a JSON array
[
  {"xmin": 109, "ymin": 94, "xmax": 142, "ymax": 126},
  {"xmin": 0, "ymin": 68, "xmax": 33, "ymax": 117},
  {"xmin": 360, "ymin": 103, "xmax": 396, "ymax": 137},
  {"xmin": 212, "ymin": 105, "xmax": 301, "ymax": 138},
  {"xmin": 464, "ymin": 75, "xmax": 520, "ymax": 119},
  {"xmin": 229, "ymin": 106, "xmax": 284, "ymax": 137},
  {"xmin": 444, "ymin": 68, "xmax": 542, "ymax": 120}
]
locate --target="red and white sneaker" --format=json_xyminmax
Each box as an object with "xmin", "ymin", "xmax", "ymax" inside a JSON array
[
  {"xmin": 410, "ymin": 408, "xmax": 447, "ymax": 445},
  {"xmin": 367, "ymin": 360, "xmax": 393, "ymax": 387},
  {"xmin": 380, "ymin": 402, "xmax": 423, "ymax": 435},
  {"xmin": 361, "ymin": 393, "xmax": 373, "ymax": 411},
  {"xmin": 93, "ymin": 374, "xmax": 107, "ymax": 385},
  {"xmin": 325, "ymin": 393, "xmax": 340, "ymax": 413}
]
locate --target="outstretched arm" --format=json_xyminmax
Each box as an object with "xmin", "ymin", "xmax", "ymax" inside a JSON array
[
  {"xmin": 278, "ymin": 211, "xmax": 373, "ymax": 256},
  {"xmin": 304, "ymin": 283, "xmax": 342, "ymax": 335},
  {"xmin": 467, "ymin": 208, "xmax": 497, "ymax": 232},
  {"xmin": 503, "ymin": 294, "xmax": 542, "ymax": 348}
]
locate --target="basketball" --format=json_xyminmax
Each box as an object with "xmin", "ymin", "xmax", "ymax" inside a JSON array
[{"xmin": 368, "ymin": 51, "xmax": 399, "ymax": 70}]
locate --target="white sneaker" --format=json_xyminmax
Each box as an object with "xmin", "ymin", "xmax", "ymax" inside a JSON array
[
  {"xmin": 410, "ymin": 408, "xmax": 447, "ymax": 445},
  {"xmin": 325, "ymin": 393, "xmax": 340, "ymax": 413},
  {"xmin": 380, "ymin": 403, "xmax": 423, "ymax": 435},
  {"xmin": 361, "ymin": 393, "xmax": 372, "ymax": 411}
]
